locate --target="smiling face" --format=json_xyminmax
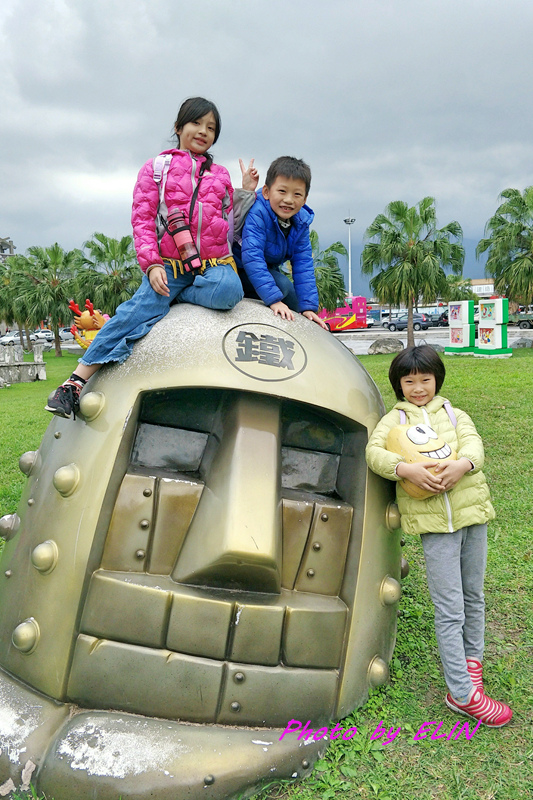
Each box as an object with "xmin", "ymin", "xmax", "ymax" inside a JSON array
[
  {"xmin": 262, "ymin": 176, "xmax": 307, "ymax": 220},
  {"xmin": 399, "ymin": 371, "xmax": 437, "ymax": 406},
  {"xmin": 176, "ymin": 111, "xmax": 217, "ymax": 154},
  {"xmin": 386, "ymin": 423, "xmax": 457, "ymax": 499}
]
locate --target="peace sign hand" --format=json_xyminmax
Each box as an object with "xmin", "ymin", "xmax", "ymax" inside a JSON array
[{"xmin": 239, "ymin": 158, "xmax": 259, "ymax": 191}]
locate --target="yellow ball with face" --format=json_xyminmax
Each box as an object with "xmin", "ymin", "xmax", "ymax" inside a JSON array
[{"xmin": 386, "ymin": 423, "xmax": 457, "ymax": 500}]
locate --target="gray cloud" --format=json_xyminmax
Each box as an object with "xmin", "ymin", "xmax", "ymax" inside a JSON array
[{"xmin": 1, "ymin": 0, "xmax": 532, "ymax": 296}]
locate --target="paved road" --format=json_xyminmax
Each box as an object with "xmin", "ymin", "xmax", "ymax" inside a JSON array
[{"xmin": 336, "ymin": 326, "xmax": 532, "ymax": 356}]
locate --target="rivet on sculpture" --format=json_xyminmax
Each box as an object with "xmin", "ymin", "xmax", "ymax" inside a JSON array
[
  {"xmin": 0, "ymin": 300, "xmax": 402, "ymax": 800},
  {"xmin": 19, "ymin": 450, "xmax": 39, "ymax": 476},
  {"xmin": 31, "ymin": 541, "xmax": 59, "ymax": 574}
]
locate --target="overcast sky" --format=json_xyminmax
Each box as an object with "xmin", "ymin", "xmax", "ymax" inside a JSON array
[{"xmin": 1, "ymin": 0, "xmax": 532, "ymax": 296}]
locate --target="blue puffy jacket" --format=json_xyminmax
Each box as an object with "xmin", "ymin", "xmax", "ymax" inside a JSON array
[{"xmin": 239, "ymin": 192, "xmax": 319, "ymax": 311}]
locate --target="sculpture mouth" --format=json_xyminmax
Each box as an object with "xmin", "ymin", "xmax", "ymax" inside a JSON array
[
  {"xmin": 421, "ymin": 443, "xmax": 451, "ymax": 459},
  {"xmin": 65, "ymin": 388, "xmax": 360, "ymax": 729}
]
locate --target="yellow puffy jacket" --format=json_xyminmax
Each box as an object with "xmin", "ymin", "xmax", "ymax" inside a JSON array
[{"xmin": 365, "ymin": 395, "xmax": 495, "ymax": 535}]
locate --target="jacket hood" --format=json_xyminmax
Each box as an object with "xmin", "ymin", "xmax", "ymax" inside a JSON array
[{"xmin": 256, "ymin": 191, "xmax": 314, "ymax": 228}]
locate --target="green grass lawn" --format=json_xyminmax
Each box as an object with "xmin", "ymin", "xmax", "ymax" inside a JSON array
[{"xmin": 0, "ymin": 350, "xmax": 532, "ymax": 800}]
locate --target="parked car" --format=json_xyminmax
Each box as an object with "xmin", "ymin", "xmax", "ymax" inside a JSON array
[
  {"xmin": 387, "ymin": 313, "xmax": 429, "ymax": 332},
  {"xmin": 59, "ymin": 327, "xmax": 75, "ymax": 342},
  {"xmin": 426, "ymin": 312, "xmax": 442, "ymax": 327},
  {"xmin": 366, "ymin": 315, "xmax": 375, "ymax": 327},
  {"xmin": 509, "ymin": 311, "xmax": 533, "ymax": 329},
  {"xmin": 0, "ymin": 331, "xmax": 36, "ymax": 346},
  {"xmin": 381, "ymin": 314, "xmax": 400, "ymax": 329},
  {"xmin": 34, "ymin": 328, "xmax": 54, "ymax": 341}
]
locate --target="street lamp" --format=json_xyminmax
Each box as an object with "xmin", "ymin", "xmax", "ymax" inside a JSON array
[{"xmin": 343, "ymin": 217, "xmax": 356, "ymax": 299}]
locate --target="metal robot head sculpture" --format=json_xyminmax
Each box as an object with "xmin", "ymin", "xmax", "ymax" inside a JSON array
[{"xmin": 0, "ymin": 300, "xmax": 401, "ymax": 800}]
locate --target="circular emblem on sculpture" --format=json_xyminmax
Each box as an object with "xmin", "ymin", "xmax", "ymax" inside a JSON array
[{"xmin": 222, "ymin": 323, "xmax": 307, "ymax": 382}]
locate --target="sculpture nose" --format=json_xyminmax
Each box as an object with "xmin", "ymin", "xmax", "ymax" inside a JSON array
[{"xmin": 172, "ymin": 394, "xmax": 282, "ymax": 593}]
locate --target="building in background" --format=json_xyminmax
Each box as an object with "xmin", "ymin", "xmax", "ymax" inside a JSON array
[{"xmin": 469, "ymin": 279, "xmax": 495, "ymax": 299}]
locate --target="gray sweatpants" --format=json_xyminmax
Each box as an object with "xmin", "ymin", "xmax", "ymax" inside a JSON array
[{"xmin": 421, "ymin": 524, "xmax": 487, "ymax": 703}]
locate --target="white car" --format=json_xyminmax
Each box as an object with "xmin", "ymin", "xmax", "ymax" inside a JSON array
[
  {"xmin": 366, "ymin": 316, "xmax": 375, "ymax": 327},
  {"xmin": 0, "ymin": 331, "xmax": 36, "ymax": 346},
  {"xmin": 59, "ymin": 327, "xmax": 75, "ymax": 342},
  {"xmin": 34, "ymin": 328, "xmax": 54, "ymax": 341}
]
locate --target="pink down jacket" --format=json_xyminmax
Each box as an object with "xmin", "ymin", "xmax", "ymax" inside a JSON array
[{"xmin": 131, "ymin": 148, "xmax": 234, "ymax": 273}]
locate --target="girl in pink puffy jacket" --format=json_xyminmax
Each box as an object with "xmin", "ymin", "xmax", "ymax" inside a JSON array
[{"xmin": 46, "ymin": 97, "xmax": 258, "ymax": 419}]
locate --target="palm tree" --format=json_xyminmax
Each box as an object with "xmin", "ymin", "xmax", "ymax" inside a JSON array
[
  {"xmin": 441, "ymin": 274, "xmax": 477, "ymax": 302},
  {"xmin": 310, "ymin": 230, "xmax": 348, "ymax": 311},
  {"xmin": 361, "ymin": 198, "xmax": 464, "ymax": 346},
  {"xmin": 21, "ymin": 244, "xmax": 80, "ymax": 356},
  {"xmin": 0, "ymin": 257, "xmax": 29, "ymax": 348},
  {"xmin": 282, "ymin": 230, "xmax": 347, "ymax": 312},
  {"xmin": 77, "ymin": 233, "xmax": 141, "ymax": 315},
  {"xmin": 476, "ymin": 187, "xmax": 533, "ymax": 306}
]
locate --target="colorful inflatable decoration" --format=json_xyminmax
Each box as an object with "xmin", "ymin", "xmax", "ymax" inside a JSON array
[
  {"xmin": 69, "ymin": 299, "xmax": 109, "ymax": 350},
  {"xmin": 386, "ymin": 423, "xmax": 457, "ymax": 500},
  {"xmin": 0, "ymin": 300, "xmax": 402, "ymax": 800}
]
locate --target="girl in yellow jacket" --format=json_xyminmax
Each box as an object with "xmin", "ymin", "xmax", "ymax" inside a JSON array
[{"xmin": 366, "ymin": 345, "xmax": 512, "ymax": 727}]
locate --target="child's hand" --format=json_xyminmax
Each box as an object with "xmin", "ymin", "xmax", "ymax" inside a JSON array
[
  {"xmin": 270, "ymin": 301, "xmax": 295, "ymax": 321},
  {"xmin": 149, "ymin": 266, "xmax": 170, "ymax": 297},
  {"xmin": 433, "ymin": 458, "xmax": 472, "ymax": 491},
  {"xmin": 240, "ymin": 158, "xmax": 259, "ymax": 192},
  {"xmin": 396, "ymin": 461, "xmax": 443, "ymax": 493},
  {"xmin": 302, "ymin": 310, "xmax": 329, "ymax": 329}
]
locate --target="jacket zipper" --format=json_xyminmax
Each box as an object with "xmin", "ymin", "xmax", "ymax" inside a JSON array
[
  {"xmin": 190, "ymin": 155, "xmax": 203, "ymax": 253},
  {"xmin": 422, "ymin": 407, "xmax": 454, "ymax": 531}
]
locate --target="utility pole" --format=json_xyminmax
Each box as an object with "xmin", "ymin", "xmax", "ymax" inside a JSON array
[
  {"xmin": 343, "ymin": 217, "xmax": 355, "ymax": 298},
  {"xmin": 0, "ymin": 237, "xmax": 16, "ymax": 264}
]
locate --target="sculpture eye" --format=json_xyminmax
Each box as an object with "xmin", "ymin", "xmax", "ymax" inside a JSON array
[{"xmin": 407, "ymin": 424, "xmax": 438, "ymax": 445}]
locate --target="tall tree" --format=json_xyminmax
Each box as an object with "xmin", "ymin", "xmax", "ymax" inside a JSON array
[
  {"xmin": 0, "ymin": 257, "xmax": 29, "ymax": 348},
  {"xmin": 21, "ymin": 244, "xmax": 80, "ymax": 356},
  {"xmin": 441, "ymin": 274, "xmax": 478, "ymax": 302},
  {"xmin": 361, "ymin": 197, "xmax": 464, "ymax": 346},
  {"xmin": 282, "ymin": 230, "xmax": 347, "ymax": 312},
  {"xmin": 77, "ymin": 233, "xmax": 141, "ymax": 315},
  {"xmin": 476, "ymin": 187, "xmax": 533, "ymax": 306}
]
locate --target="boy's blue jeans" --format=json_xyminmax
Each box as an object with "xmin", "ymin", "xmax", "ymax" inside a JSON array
[
  {"xmin": 238, "ymin": 266, "xmax": 299, "ymax": 312},
  {"xmin": 80, "ymin": 262, "xmax": 243, "ymax": 367},
  {"xmin": 421, "ymin": 524, "xmax": 487, "ymax": 703}
]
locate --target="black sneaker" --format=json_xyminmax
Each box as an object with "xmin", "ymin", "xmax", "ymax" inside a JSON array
[{"xmin": 45, "ymin": 383, "xmax": 81, "ymax": 418}]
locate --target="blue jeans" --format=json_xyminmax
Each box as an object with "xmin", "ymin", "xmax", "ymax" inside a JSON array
[
  {"xmin": 80, "ymin": 262, "xmax": 243, "ymax": 366},
  {"xmin": 238, "ymin": 266, "xmax": 299, "ymax": 312},
  {"xmin": 421, "ymin": 524, "xmax": 487, "ymax": 702}
]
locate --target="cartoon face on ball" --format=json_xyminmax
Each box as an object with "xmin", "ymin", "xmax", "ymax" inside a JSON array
[{"xmin": 386, "ymin": 423, "xmax": 457, "ymax": 499}]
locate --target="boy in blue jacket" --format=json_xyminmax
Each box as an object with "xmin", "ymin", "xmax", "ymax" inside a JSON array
[{"xmin": 236, "ymin": 156, "xmax": 327, "ymax": 328}]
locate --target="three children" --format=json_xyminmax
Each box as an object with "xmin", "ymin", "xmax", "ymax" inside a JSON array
[{"xmin": 42, "ymin": 99, "xmax": 512, "ymax": 731}]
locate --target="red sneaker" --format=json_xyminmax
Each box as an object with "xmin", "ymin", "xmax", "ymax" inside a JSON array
[
  {"xmin": 466, "ymin": 657, "xmax": 484, "ymax": 692},
  {"xmin": 446, "ymin": 688, "xmax": 512, "ymax": 727}
]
